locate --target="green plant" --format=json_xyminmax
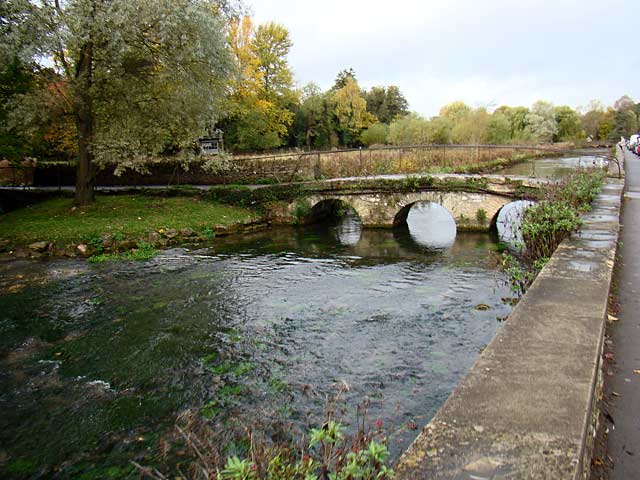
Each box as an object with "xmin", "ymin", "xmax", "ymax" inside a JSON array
[
  {"xmin": 219, "ymin": 456, "xmax": 255, "ymax": 480},
  {"xmin": 88, "ymin": 241, "xmax": 157, "ymax": 262},
  {"xmin": 136, "ymin": 390, "xmax": 394, "ymax": 480},
  {"xmin": 476, "ymin": 208, "xmax": 487, "ymax": 224},
  {"xmin": 212, "ymin": 421, "xmax": 392, "ymax": 480},
  {"xmin": 292, "ymin": 200, "xmax": 312, "ymax": 225},
  {"xmin": 500, "ymin": 171, "xmax": 604, "ymax": 295},
  {"xmin": 88, "ymin": 235, "xmax": 104, "ymax": 253},
  {"xmin": 521, "ymin": 201, "xmax": 580, "ymax": 260}
]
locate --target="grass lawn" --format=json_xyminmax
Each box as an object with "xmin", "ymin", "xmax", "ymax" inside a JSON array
[{"xmin": 0, "ymin": 194, "xmax": 260, "ymax": 246}]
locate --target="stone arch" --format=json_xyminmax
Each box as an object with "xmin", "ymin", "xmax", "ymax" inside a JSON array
[
  {"xmin": 307, "ymin": 198, "xmax": 362, "ymax": 225},
  {"xmin": 493, "ymin": 199, "xmax": 536, "ymax": 242},
  {"xmin": 392, "ymin": 200, "xmax": 456, "ymax": 228}
]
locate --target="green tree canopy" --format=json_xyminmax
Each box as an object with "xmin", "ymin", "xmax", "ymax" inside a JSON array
[
  {"xmin": 223, "ymin": 16, "xmax": 297, "ymax": 151},
  {"xmin": 486, "ymin": 112, "xmax": 512, "ymax": 144},
  {"xmin": 554, "ymin": 106, "xmax": 583, "ymax": 141},
  {"xmin": 365, "ymin": 86, "xmax": 409, "ymax": 124},
  {"xmin": 360, "ymin": 122, "xmax": 389, "ymax": 146},
  {"xmin": 526, "ymin": 101, "xmax": 558, "ymax": 143},
  {"xmin": 3, "ymin": 0, "xmax": 235, "ymax": 205}
]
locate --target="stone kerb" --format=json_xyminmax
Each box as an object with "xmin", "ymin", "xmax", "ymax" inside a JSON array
[{"xmin": 394, "ymin": 178, "xmax": 623, "ymax": 480}]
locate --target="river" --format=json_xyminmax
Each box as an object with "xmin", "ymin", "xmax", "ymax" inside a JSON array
[{"xmin": 0, "ymin": 152, "xmax": 606, "ymax": 478}]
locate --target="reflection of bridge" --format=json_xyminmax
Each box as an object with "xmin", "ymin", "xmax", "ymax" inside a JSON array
[{"xmin": 267, "ymin": 173, "xmax": 548, "ymax": 231}]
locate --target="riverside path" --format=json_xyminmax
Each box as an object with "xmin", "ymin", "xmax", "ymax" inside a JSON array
[{"xmin": 593, "ymin": 148, "xmax": 640, "ymax": 479}]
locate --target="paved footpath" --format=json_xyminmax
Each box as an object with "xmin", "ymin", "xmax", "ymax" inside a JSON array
[{"xmin": 593, "ymin": 149, "xmax": 640, "ymax": 479}]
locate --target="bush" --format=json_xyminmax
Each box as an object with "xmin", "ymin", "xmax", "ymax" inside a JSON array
[
  {"xmin": 521, "ymin": 201, "xmax": 580, "ymax": 260},
  {"xmin": 503, "ymin": 171, "xmax": 605, "ymax": 293},
  {"xmin": 360, "ymin": 123, "xmax": 389, "ymax": 147}
]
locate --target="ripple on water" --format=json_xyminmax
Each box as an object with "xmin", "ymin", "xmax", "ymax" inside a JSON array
[{"xmin": 0, "ymin": 226, "xmax": 515, "ymax": 475}]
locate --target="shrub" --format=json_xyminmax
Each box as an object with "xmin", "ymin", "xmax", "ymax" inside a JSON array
[
  {"xmin": 502, "ymin": 171, "xmax": 605, "ymax": 293},
  {"xmin": 521, "ymin": 201, "xmax": 580, "ymax": 260}
]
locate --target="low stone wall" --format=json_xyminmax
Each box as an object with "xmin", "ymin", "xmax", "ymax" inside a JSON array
[{"xmin": 395, "ymin": 178, "xmax": 623, "ymax": 479}]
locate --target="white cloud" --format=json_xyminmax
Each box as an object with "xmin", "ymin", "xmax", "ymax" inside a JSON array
[{"xmin": 249, "ymin": 0, "xmax": 639, "ymax": 115}]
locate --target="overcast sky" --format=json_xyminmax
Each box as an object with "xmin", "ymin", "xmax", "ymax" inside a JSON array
[{"xmin": 248, "ymin": 0, "xmax": 639, "ymax": 117}]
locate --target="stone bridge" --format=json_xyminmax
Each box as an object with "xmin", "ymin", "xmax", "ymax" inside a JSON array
[{"xmin": 267, "ymin": 173, "xmax": 547, "ymax": 231}]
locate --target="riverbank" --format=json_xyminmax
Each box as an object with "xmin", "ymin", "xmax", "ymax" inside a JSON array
[
  {"xmin": 0, "ymin": 194, "xmax": 264, "ymax": 260},
  {"xmin": 396, "ymin": 176, "xmax": 623, "ymax": 479}
]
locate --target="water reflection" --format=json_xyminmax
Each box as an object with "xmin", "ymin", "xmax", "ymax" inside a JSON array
[
  {"xmin": 496, "ymin": 200, "xmax": 534, "ymax": 250},
  {"xmin": 332, "ymin": 208, "xmax": 362, "ymax": 246},
  {"xmin": 497, "ymin": 155, "xmax": 607, "ymax": 179},
  {"xmin": 405, "ymin": 202, "xmax": 457, "ymax": 249}
]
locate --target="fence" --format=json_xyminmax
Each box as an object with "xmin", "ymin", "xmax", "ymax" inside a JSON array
[
  {"xmin": 230, "ymin": 144, "xmax": 565, "ymax": 182},
  {"xmin": 2, "ymin": 144, "xmax": 589, "ymax": 188}
]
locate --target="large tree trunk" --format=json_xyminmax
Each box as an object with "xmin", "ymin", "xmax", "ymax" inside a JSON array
[{"xmin": 74, "ymin": 41, "xmax": 94, "ymax": 206}]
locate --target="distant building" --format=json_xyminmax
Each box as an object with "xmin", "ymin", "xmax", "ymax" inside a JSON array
[{"xmin": 198, "ymin": 129, "xmax": 224, "ymax": 155}]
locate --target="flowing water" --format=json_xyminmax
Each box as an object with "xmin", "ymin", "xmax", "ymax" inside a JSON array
[
  {"xmin": 0, "ymin": 211, "xmax": 515, "ymax": 478},
  {"xmin": 0, "ymin": 152, "xmax": 606, "ymax": 478}
]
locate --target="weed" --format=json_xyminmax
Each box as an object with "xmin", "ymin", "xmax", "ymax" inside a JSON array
[
  {"xmin": 292, "ymin": 200, "xmax": 312, "ymax": 225},
  {"xmin": 476, "ymin": 208, "xmax": 488, "ymax": 224},
  {"xmin": 88, "ymin": 241, "xmax": 157, "ymax": 263},
  {"xmin": 203, "ymin": 226, "xmax": 216, "ymax": 238},
  {"xmin": 136, "ymin": 388, "xmax": 393, "ymax": 480}
]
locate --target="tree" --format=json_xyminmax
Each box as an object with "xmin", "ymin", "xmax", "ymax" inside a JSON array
[
  {"xmin": 614, "ymin": 95, "xmax": 635, "ymax": 112},
  {"xmin": 439, "ymin": 101, "xmax": 472, "ymax": 124},
  {"xmin": 222, "ymin": 16, "xmax": 297, "ymax": 151},
  {"xmin": 332, "ymin": 68, "xmax": 357, "ymax": 91},
  {"xmin": 388, "ymin": 113, "xmax": 432, "ymax": 145},
  {"xmin": 451, "ymin": 108, "xmax": 489, "ymax": 144},
  {"xmin": 293, "ymin": 83, "xmax": 334, "ymax": 149},
  {"xmin": 598, "ymin": 109, "xmax": 614, "ymax": 141},
  {"xmin": 360, "ymin": 123, "xmax": 389, "ymax": 146},
  {"xmin": 525, "ymin": 101, "xmax": 558, "ymax": 143},
  {"xmin": 252, "ymin": 22, "xmax": 295, "ymax": 101},
  {"xmin": 610, "ymin": 109, "xmax": 638, "ymax": 141},
  {"xmin": 3, "ymin": 0, "xmax": 234, "ymax": 205},
  {"xmin": 486, "ymin": 112, "xmax": 512, "ymax": 144},
  {"xmin": 365, "ymin": 86, "xmax": 409, "ymax": 124},
  {"xmin": 581, "ymin": 100, "xmax": 605, "ymax": 140},
  {"xmin": 554, "ymin": 106, "xmax": 583, "ymax": 141},
  {"xmin": 0, "ymin": 58, "xmax": 35, "ymax": 162},
  {"xmin": 330, "ymin": 77, "xmax": 374, "ymax": 146}
]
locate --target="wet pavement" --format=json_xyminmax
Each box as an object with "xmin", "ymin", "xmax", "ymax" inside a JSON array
[{"xmin": 593, "ymin": 149, "xmax": 640, "ymax": 479}]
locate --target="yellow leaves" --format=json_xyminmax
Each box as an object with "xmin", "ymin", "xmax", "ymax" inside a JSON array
[{"xmin": 331, "ymin": 78, "xmax": 374, "ymax": 133}]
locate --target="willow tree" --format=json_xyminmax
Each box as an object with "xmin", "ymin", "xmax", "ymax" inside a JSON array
[{"xmin": 2, "ymin": 0, "xmax": 234, "ymax": 205}]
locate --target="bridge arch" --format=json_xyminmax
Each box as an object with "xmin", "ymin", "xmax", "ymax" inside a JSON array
[
  {"xmin": 392, "ymin": 200, "xmax": 456, "ymax": 228},
  {"xmin": 493, "ymin": 199, "xmax": 536, "ymax": 246},
  {"xmin": 278, "ymin": 187, "xmax": 521, "ymax": 231},
  {"xmin": 305, "ymin": 198, "xmax": 362, "ymax": 225}
]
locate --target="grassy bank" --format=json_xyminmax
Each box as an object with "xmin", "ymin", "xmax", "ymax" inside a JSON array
[{"xmin": 0, "ymin": 194, "xmax": 261, "ymax": 254}]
